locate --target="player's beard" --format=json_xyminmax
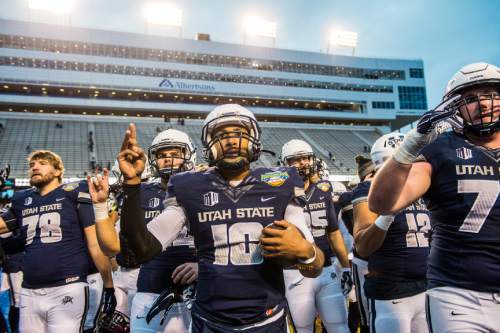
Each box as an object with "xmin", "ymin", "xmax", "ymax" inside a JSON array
[
  {"xmin": 216, "ymin": 156, "xmax": 248, "ymax": 170},
  {"xmin": 30, "ymin": 172, "xmax": 56, "ymax": 188}
]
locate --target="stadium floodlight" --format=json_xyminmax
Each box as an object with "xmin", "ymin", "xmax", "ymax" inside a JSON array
[
  {"xmin": 244, "ymin": 16, "xmax": 277, "ymax": 47},
  {"xmin": 144, "ymin": 3, "xmax": 182, "ymax": 27},
  {"xmin": 329, "ymin": 29, "xmax": 358, "ymax": 55},
  {"xmin": 28, "ymin": 0, "xmax": 74, "ymax": 14}
]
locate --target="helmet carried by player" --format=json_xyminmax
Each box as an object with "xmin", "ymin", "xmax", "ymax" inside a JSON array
[
  {"xmin": 201, "ymin": 104, "xmax": 262, "ymax": 167},
  {"xmin": 281, "ymin": 139, "xmax": 322, "ymax": 179},
  {"xmin": 444, "ymin": 62, "xmax": 500, "ymax": 137},
  {"xmin": 370, "ymin": 133, "xmax": 406, "ymax": 170},
  {"xmin": 94, "ymin": 310, "xmax": 130, "ymax": 333},
  {"xmin": 148, "ymin": 129, "xmax": 196, "ymax": 179}
]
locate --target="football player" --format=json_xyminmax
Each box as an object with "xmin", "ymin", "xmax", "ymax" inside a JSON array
[
  {"xmin": 369, "ymin": 62, "xmax": 500, "ymax": 332},
  {"xmin": 89, "ymin": 129, "xmax": 199, "ymax": 333},
  {"xmin": 91, "ymin": 160, "xmax": 149, "ymax": 318},
  {"xmin": 280, "ymin": 139, "xmax": 351, "ymax": 333},
  {"xmin": 0, "ymin": 150, "xmax": 115, "ymax": 332},
  {"xmin": 111, "ymin": 104, "xmax": 324, "ymax": 332},
  {"xmin": 353, "ymin": 133, "xmax": 430, "ymax": 333}
]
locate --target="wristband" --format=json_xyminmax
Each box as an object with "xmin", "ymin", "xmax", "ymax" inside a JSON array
[
  {"xmin": 298, "ymin": 245, "xmax": 316, "ymax": 265},
  {"xmin": 93, "ymin": 202, "xmax": 109, "ymax": 221},
  {"xmin": 374, "ymin": 215, "xmax": 394, "ymax": 231}
]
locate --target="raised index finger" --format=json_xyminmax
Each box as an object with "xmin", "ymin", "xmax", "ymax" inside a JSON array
[{"xmin": 120, "ymin": 128, "xmax": 131, "ymax": 152}]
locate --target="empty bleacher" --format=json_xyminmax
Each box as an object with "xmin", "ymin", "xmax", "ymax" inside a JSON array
[{"xmin": 0, "ymin": 112, "xmax": 382, "ymax": 179}]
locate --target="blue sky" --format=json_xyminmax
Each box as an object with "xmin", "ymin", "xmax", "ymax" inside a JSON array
[{"xmin": 1, "ymin": 0, "xmax": 499, "ymax": 107}]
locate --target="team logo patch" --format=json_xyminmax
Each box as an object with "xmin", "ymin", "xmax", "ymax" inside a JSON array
[
  {"xmin": 456, "ymin": 147, "xmax": 473, "ymax": 160},
  {"xmin": 61, "ymin": 296, "xmax": 73, "ymax": 305},
  {"xmin": 261, "ymin": 171, "xmax": 289, "ymax": 187},
  {"xmin": 203, "ymin": 191, "xmax": 219, "ymax": 207},
  {"xmin": 63, "ymin": 182, "xmax": 78, "ymax": 192},
  {"xmin": 149, "ymin": 197, "xmax": 160, "ymax": 208},
  {"xmin": 317, "ymin": 182, "xmax": 331, "ymax": 192},
  {"xmin": 24, "ymin": 197, "xmax": 32, "ymax": 206}
]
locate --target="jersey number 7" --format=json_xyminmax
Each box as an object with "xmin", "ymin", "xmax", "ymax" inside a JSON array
[{"xmin": 458, "ymin": 179, "xmax": 500, "ymax": 233}]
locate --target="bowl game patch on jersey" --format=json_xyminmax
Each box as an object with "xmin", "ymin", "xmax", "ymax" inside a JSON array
[{"xmin": 260, "ymin": 171, "xmax": 289, "ymax": 187}]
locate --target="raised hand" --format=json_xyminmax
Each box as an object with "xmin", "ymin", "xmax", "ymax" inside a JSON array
[
  {"xmin": 416, "ymin": 95, "xmax": 461, "ymax": 134},
  {"xmin": 117, "ymin": 123, "xmax": 146, "ymax": 185},
  {"xmin": 87, "ymin": 168, "xmax": 110, "ymax": 204}
]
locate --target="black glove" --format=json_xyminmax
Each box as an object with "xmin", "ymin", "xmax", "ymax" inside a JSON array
[
  {"xmin": 340, "ymin": 269, "xmax": 353, "ymax": 296},
  {"xmin": 100, "ymin": 287, "xmax": 117, "ymax": 315},
  {"xmin": 416, "ymin": 95, "xmax": 461, "ymax": 134}
]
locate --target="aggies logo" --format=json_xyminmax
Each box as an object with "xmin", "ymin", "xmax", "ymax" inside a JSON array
[
  {"xmin": 203, "ymin": 191, "xmax": 219, "ymax": 207},
  {"xmin": 456, "ymin": 147, "xmax": 473, "ymax": 160},
  {"xmin": 149, "ymin": 197, "xmax": 160, "ymax": 208}
]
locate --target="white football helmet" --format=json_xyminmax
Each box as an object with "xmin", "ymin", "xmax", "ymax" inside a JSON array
[
  {"xmin": 370, "ymin": 133, "xmax": 405, "ymax": 170},
  {"xmin": 148, "ymin": 129, "xmax": 196, "ymax": 178},
  {"xmin": 444, "ymin": 62, "xmax": 500, "ymax": 137},
  {"xmin": 201, "ymin": 104, "xmax": 262, "ymax": 165},
  {"xmin": 281, "ymin": 139, "xmax": 322, "ymax": 179}
]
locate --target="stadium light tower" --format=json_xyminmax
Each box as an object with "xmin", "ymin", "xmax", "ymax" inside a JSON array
[
  {"xmin": 28, "ymin": 0, "xmax": 74, "ymax": 13},
  {"xmin": 244, "ymin": 16, "xmax": 277, "ymax": 47},
  {"xmin": 28, "ymin": 0, "xmax": 75, "ymax": 24},
  {"xmin": 143, "ymin": 2, "xmax": 183, "ymax": 37},
  {"xmin": 328, "ymin": 29, "xmax": 358, "ymax": 56}
]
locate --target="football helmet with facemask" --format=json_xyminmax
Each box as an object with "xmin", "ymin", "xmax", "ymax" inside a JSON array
[
  {"xmin": 370, "ymin": 133, "xmax": 406, "ymax": 170},
  {"xmin": 281, "ymin": 139, "xmax": 323, "ymax": 180},
  {"xmin": 148, "ymin": 129, "xmax": 196, "ymax": 179},
  {"xmin": 94, "ymin": 310, "xmax": 130, "ymax": 333},
  {"xmin": 444, "ymin": 62, "xmax": 500, "ymax": 137},
  {"xmin": 201, "ymin": 104, "xmax": 262, "ymax": 168}
]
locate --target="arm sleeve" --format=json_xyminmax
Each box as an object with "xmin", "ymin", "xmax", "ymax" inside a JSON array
[
  {"xmin": 147, "ymin": 206, "xmax": 187, "ymax": 250},
  {"xmin": 120, "ymin": 184, "xmax": 163, "ymax": 263},
  {"xmin": 285, "ymin": 202, "xmax": 314, "ymax": 243}
]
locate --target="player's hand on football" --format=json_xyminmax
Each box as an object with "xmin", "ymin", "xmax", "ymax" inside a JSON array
[
  {"xmin": 100, "ymin": 287, "xmax": 117, "ymax": 315},
  {"xmin": 172, "ymin": 262, "xmax": 198, "ymax": 285},
  {"xmin": 87, "ymin": 168, "xmax": 110, "ymax": 204},
  {"xmin": 117, "ymin": 123, "xmax": 146, "ymax": 185},
  {"xmin": 260, "ymin": 220, "xmax": 314, "ymax": 262}
]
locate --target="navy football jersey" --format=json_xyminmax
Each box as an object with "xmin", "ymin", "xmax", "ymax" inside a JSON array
[
  {"xmin": 420, "ymin": 131, "xmax": 500, "ymax": 292},
  {"xmin": 337, "ymin": 190, "xmax": 354, "ymax": 236},
  {"xmin": 137, "ymin": 181, "xmax": 196, "ymax": 294},
  {"xmin": 162, "ymin": 167, "xmax": 307, "ymax": 325},
  {"xmin": 352, "ymin": 181, "xmax": 430, "ymax": 279},
  {"xmin": 1, "ymin": 181, "xmax": 95, "ymax": 288},
  {"xmin": 303, "ymin": 180, "xmax": 338, "ymax": 266}
]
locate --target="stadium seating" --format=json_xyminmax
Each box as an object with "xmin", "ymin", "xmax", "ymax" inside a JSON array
[{"xmin": 0, "ymin": 113, "xmax": 382, "ymax": 179}]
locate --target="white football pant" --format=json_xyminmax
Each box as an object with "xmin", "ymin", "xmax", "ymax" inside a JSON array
[
  {"xmin": 7, "ymin": 271, "xmax": 23, "ymax": 308},
  {"xmin": 113, "ymin": 267, "xmax": 139, "ymax": 316},
  {"xmin": 352, "ymin": 256, "xmax": 369, "ymax": 326},
  {"xmin": 131, "ymin": 292, "xmax": 191, "ymax": 333},
  {"xmin": 84, "ymin": 272, "xmax": 103, "ymax": 330},
  {"xmin": 426, "ymin": 286, "xmax": 500, "ymax": 333},
  {"xmin": 19, "ymin": 282, "xmax": 89, "ymax": 333},
  {"xmin": 368, "ymin": 291, "xmax": 428, "ymax": 333},
  {"xmin": 284, "ymin": 265, "xmax": 349, "ymax": 333}
]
